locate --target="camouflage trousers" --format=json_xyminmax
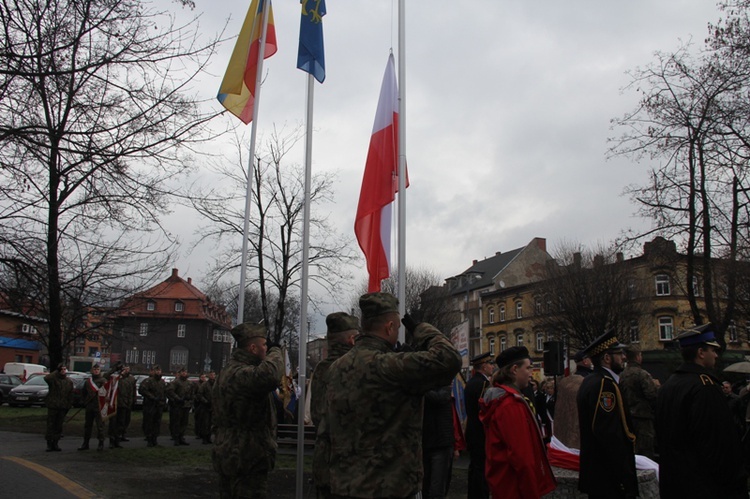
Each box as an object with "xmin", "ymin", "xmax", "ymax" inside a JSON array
[
  {"xmin": 83, "ymin": 408, "xmax": 105, "ymax": 441},
  {"xmin": 142, "ymin": 403, "xmax": 164, "ymax": 440},
  {"xmin": 169, "ymin": 405, "xmax": 190, "ymax": 441},
  {"xmin": 109, "ymin": 407, "xmax": 132, "ymax": 438},
  {"xmin": 46, "ymin": 408, "xmax": 68, "ymax": 440},
  {"xmin": 632, "ymin": 417, "xmax": 655, "ymax": 460},
  {"xmin": 218, "ymin": 469, "xmax": 269, "ymax": 499}
]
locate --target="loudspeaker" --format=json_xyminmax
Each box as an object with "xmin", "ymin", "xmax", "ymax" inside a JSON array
[{"xmin": 543, "ymin": 341, "xmax": 565, "ymax": 376}]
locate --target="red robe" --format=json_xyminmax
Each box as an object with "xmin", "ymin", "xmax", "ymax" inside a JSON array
[{"xmin": 480, "ymin": 383, "xmax": 556, "ymax": 499}]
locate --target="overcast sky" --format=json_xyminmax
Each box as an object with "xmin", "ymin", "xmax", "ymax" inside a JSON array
[{"xmin": 164, "ymin": 0, "xmax": 723, "ymax": 327}]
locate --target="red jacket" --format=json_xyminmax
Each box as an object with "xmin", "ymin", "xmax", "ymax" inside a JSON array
[{"xmin": 480, "ymin": 384, "xmax": 556, "ymax": 499}]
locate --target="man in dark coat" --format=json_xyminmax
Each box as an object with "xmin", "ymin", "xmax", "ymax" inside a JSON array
[
  {"xmin": 656, "ymin": 324, "xmax": 748, "ymax": 499},
  {"xmin": 463, "ymin": 351, "xmax": 494, "ymax": 499},
  {"xmin": 577, "ymin": 332, "xmax": 638, "ymax": 498},
  {"xmin": 44, "ymin": 364, "xmax": 73, "ymax": 451},
  {"xmin": 310, "ymin": 312, "xmax": 359, "ymax": 499},
  {"xmin": 422, "ymin": 384, "xmax": 456, "ymax": 499}
]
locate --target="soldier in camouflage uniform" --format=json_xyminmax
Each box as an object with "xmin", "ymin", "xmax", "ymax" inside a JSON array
[
  {"xmin": 212, "ymin": 322, "xmax": 283, "ymax": 499},
  {"xmin": 619, "ymin": 344, "xmax": 659, "ymax": 459},
  {"xmin": 167, "ymin": 366, "xmax": 194, "ymax": 446},
  {"xmin": 311, "ymin": 312, "xmax": 360, "ymax": 499},
  {"xmin": 78, "ymin": 363, "xmax": 117, "ymax": 451},
  {"xmin": 326, "ymin": 292, "xmax": 462, "ymax": 499},
  {"xmin": 139, "ymin": 364, "xmax": 167, "ymax": 447},
  {"xmin": 108, "ymin": 364, "xmax": 136, "ymax": 448},
  {"xmin": 195, "ymin": 371, "xmax": 215, "ymax": 444},
  {"xmin": 44, "ymin": 364, "xmax": 74, "ymax": 452}
]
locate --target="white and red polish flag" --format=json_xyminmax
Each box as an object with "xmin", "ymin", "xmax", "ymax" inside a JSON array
[{"xmin": 354, "ymin": 54, "xmax": 408, "ymax": 292}]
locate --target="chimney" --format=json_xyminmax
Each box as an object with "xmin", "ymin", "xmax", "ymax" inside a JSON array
[
  {"xmin": 472, "ymin": 259, "xmax": 478, "ymax": 265},
  {"xmin": 187, "ymin": 277, "xmax": 192, "ymax": 285},
  {"xmin": 495, "ymin": 251, "xmax": 502, "ymax": 257},
  {"xmin": 534, "ymin": 237, "xmax": 547, "ymax": 252},
  {"xmin": 593, "ymin": 255, "xmax": 604, "ymax": 268},
  {"xmin": 616, "ymin": 252, "xmax": 624, "ymax": 263},
  {"xmin": 171, "ymin": 268, "xmax": 178, "ymax": 278},
  {"xmin": 573, "ymin": 252, "xmax": 582, "ymax": 269}
]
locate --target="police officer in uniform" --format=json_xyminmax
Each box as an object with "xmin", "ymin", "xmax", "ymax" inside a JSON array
[
  {"xmin": 656, "ymin": 324, "xmax": 748, "ymax": 499},
  {"xmin": 311, "ymin": 312, "xmax": 360, "ymax": 499},
  {"xmin": 212, "ymin": 322, "xmax": 283, "ymax": 499},
  {"xmin": 577, "ymin": 332, "xmax": 638, "ymax": 498},
  {"xmin": 464, "ymin": 352, "xmax": 494, "ymax": 499}
]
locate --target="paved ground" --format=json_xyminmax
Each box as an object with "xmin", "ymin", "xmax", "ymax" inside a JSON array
[{"xmin": 0, "ymin": 430, "xmax": 470, "ymax": 498}]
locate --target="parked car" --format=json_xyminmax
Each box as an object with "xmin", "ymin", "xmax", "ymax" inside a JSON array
[
  {"xmin": 68, "ymin": 372, "xmax": 92, "ymax": 408},
  {"xmin": 8, "ymin": 375, "xmax": 50, "ymax": 407},
  {"xmin": 0, "ymin": 374, "xmax": 22, "ymax": 405},
  {"xmin": 133, "ymin": 374, "xmax": 149, "ymax": 409},
  {"xmin": 2, "ymin": 362, "xmax": 48, "ymax": 382}
]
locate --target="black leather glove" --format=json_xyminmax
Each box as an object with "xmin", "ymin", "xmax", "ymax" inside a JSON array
[
  {"xmin": 401, "ymin": 313, "xmax": 419, "ymax": 334},
  {"xmin": 266, "ymin": 336, "xmax": 281, "ymax": 349}
]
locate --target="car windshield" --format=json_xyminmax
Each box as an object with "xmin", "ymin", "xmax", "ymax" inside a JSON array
[{"xmin": 24, "ymin": 376, "xmax": 48, "ymax": 386}]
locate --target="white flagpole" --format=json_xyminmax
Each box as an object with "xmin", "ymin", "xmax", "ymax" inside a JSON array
[
  {"xmin": 295, "ymin": 73, "xmax": 314, "ymax": 499},
  {"xmin": 397, "ymin": 0, "xmax": 407, "ymax": 341},
  {"xmin": 237, "ymin": 0, "xmax": 272, "ymax": 326}
]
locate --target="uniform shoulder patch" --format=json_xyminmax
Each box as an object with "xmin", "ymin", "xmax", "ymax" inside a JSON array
[
  {"xmin": 599, "ymin": 391, "xmax": 616, "ymax": 412},
  {"xmin": 699, "ymin": 374, "xmax": 714, "ymax": 386}
]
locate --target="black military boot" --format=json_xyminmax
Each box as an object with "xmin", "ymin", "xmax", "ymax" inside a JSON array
[
  {"xmin": 46, "ymin": 439, "xmax": 54, "ymax": 452},
  {"xmin": 120, "ymin": 435, "xmax": 129, "ymax": 442},
  {"xmin": 109, "ymin": 438, "xmax": 116, "ymax": 449},
  {"xmin": 78, "ymin": 439, "xmax": 90, "ymax": 451},
  {"xmin": 53, "ymin": 440, "xmax": 62, "ymax": 451},
  {"xmin": 179, "ymin": 438, "xmax": 190, "ymax": 446},
  {"xmin": 97, "ymin": 439, "xmax": 104, "ymax": 451},
  {"xmin": 113, "ymin": 436, "xmax": 122, "ymax": 449}
]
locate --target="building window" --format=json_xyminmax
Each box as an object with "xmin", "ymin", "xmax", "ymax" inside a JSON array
[
  {"xmin": 729, "ymin": 322, "xmax": 738, "ymax": 343},
  {"xmin": 629, "ymin": 320, "xmax": 640, "ymax": 343},
  {"xmin": 177, "ymin": 324, "xmax": 186, "ymax": 338},
  {"xmin": 224, "ymin": 332, "xmax": 233, "ymax": 343},
  {"xmin": 142, "ymin": 350, "xmax": 156, "ymax": 365},
  {"xmin": 658, "ymin": 316, "xmax": 674, "ymax": 341},
  {"xmin": 499, "ymin": 305, "xmax": 506, "ymax": 322},
  {"xmin": 655, "ymin": 274, "xmax": 671, "ymax": 296},
  {"xmin": 170, "ymin": 346, "xmax": 189, "ymax": 369},
  {"xmin": 516, "ymin": 333, "xmax": 524, "ymax": 347},
  {"xmin": 139, "ymin": 323, "xmax": 148, "ymax": 336},
  {"xmin": 146, "ymin": 301, "xmax": 155, "ymax": 311},
  {"xmin": 627, "ymin": 279, "xmax": 638, "ymax": 300},
  {"xmin": 126, "ymin": 349, "xmax": 139, "ymax": 364},
  {"xmin": 536, "ymin": 332, "xmax": 544, "ymax": 352},
  {"xmin": 213, "ymin": 331, "xmax": 223, "ymax": 342},
  {"xmin": 516, "ymin": 302, "xmax": 523, "ymax": 319},
  {"xmin": 489, "ymin": 337, "xmax": 495, "ymax": 356},
  {"xmin": 500, "ymin": 335, "xmax": 507, "ymax": 352},
  {"xmin": 488, "ymin": 308, "xmax": 495, "ymax": 324},
  {"xmin": 88, "ymin": 347, "xmax": 98, "ymax": 356},
  {"xmin": 76, "ymin": 346, "xmax": 85, "ymax": 354},
  {"xmin": 175, "ymin": 301, "xmax": 184, "ymax": 312},
  {"xmin": 535, "ymin": 297, "xmax": 543, "ymax": 315},
  {"xmin": 692, "ymin": 276, "xmax": 700, "ymax": 297}
]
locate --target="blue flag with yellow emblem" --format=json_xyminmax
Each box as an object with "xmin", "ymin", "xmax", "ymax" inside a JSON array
[{"xmin": 297, "ymin": 0, "xmax": 326, "ymax": 83}]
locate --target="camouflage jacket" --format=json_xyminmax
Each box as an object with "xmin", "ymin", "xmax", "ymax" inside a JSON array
[
  {"xmin": 196, "ymin": 379, "xmax": 213, "ymax": 406},
  {"xmin": 117, "ymin": 374, "xmax": 137, "ymax": 409},
  {"xmin": 84, "ymin": 372, "xmax": 108, "ymax": 411},
  {"xmin": 212, "ymin": 346, "xmax": 283, "ymax": 478},
  {"xmin": 44, "ymin": 371, "xmax": 73, "ymax": 410},
  {"xmin": 619, "ymin": 362, "xmax": 658, "ymax": 419},
  {"xmin": 311, "ymin": 341, "xmax": 353, "ymax": 488},
  {"xmin": 326, "ymin": 323, "xmax": 461, "ymax": 498},
  {"xmin": 139, "ymin": 375, "xmax": 167, "ymax": 408},
  {"xmin": 166, "ymin": 376, "xmax": 193, "ymax": 409}
]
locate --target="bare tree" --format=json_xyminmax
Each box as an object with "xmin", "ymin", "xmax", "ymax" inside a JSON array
[
  {"xmin": 533, "ymin": 242, "xmax": 646, "ymax": 352},
  {"xmin": 610, "ymin": 2, "xmax": 750, "ymax": 343},
  {"xmin": 0, "ymin": 0, "xmax": 222, "ymax": 367},
  {"xmin": 191, "ymin": 126, "xmax": 357, "ymax": 344}
]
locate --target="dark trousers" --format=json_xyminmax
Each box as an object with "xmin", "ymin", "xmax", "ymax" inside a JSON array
[
  {"xmin": 467, "ymin": 444, "xmax": 489, "ymax": 499},
  {"xmin": 423, "ymin": 446, "xmax": 454, "ymax": 499},
  {"xmin": 46, "ymin": 408, "xmax": 68, "ymax": 440},
  {"xmin": 142, "ymin": 402, "xmax": 163, "ymax": 440},
  {"xmin": 83, "ymin": 408, "xmax": 104, "ymax": 441},
  {"xmin": 169, "ymin": 405, "xmax": 190, "ymax": 441},
  {"xmin": 109, "ymin": 407, "xmax": 131, "ymax": 438}
]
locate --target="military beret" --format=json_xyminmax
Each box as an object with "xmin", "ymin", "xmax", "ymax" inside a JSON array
[
  {"xmin": 583, "ymin": 331, "xmax": 627, "ymax": 357},
  {"xmin": 471, "ymin": 352, "xmax": 493, "ymax": 366},
  {"xmin": 495, "ymin": 346, "xmax": 530, "ymax": 369},
  {"xmin": 326, "ymin": 312, "xmax": 360, "ymax": 335},
  {"xmin": 676, "ymin": 324, "xmax": 720, "ymax": 348},
  {"xmin": 231, "ymin": 322, "xmax": 267, "ymax": 343},
  {"xmin": 572, "ymin": 350, "xmax": 587, "ymax": 363},
  {"xmin": 359, "ymin": 292, "xmax": 399, "ymax": 320}
]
